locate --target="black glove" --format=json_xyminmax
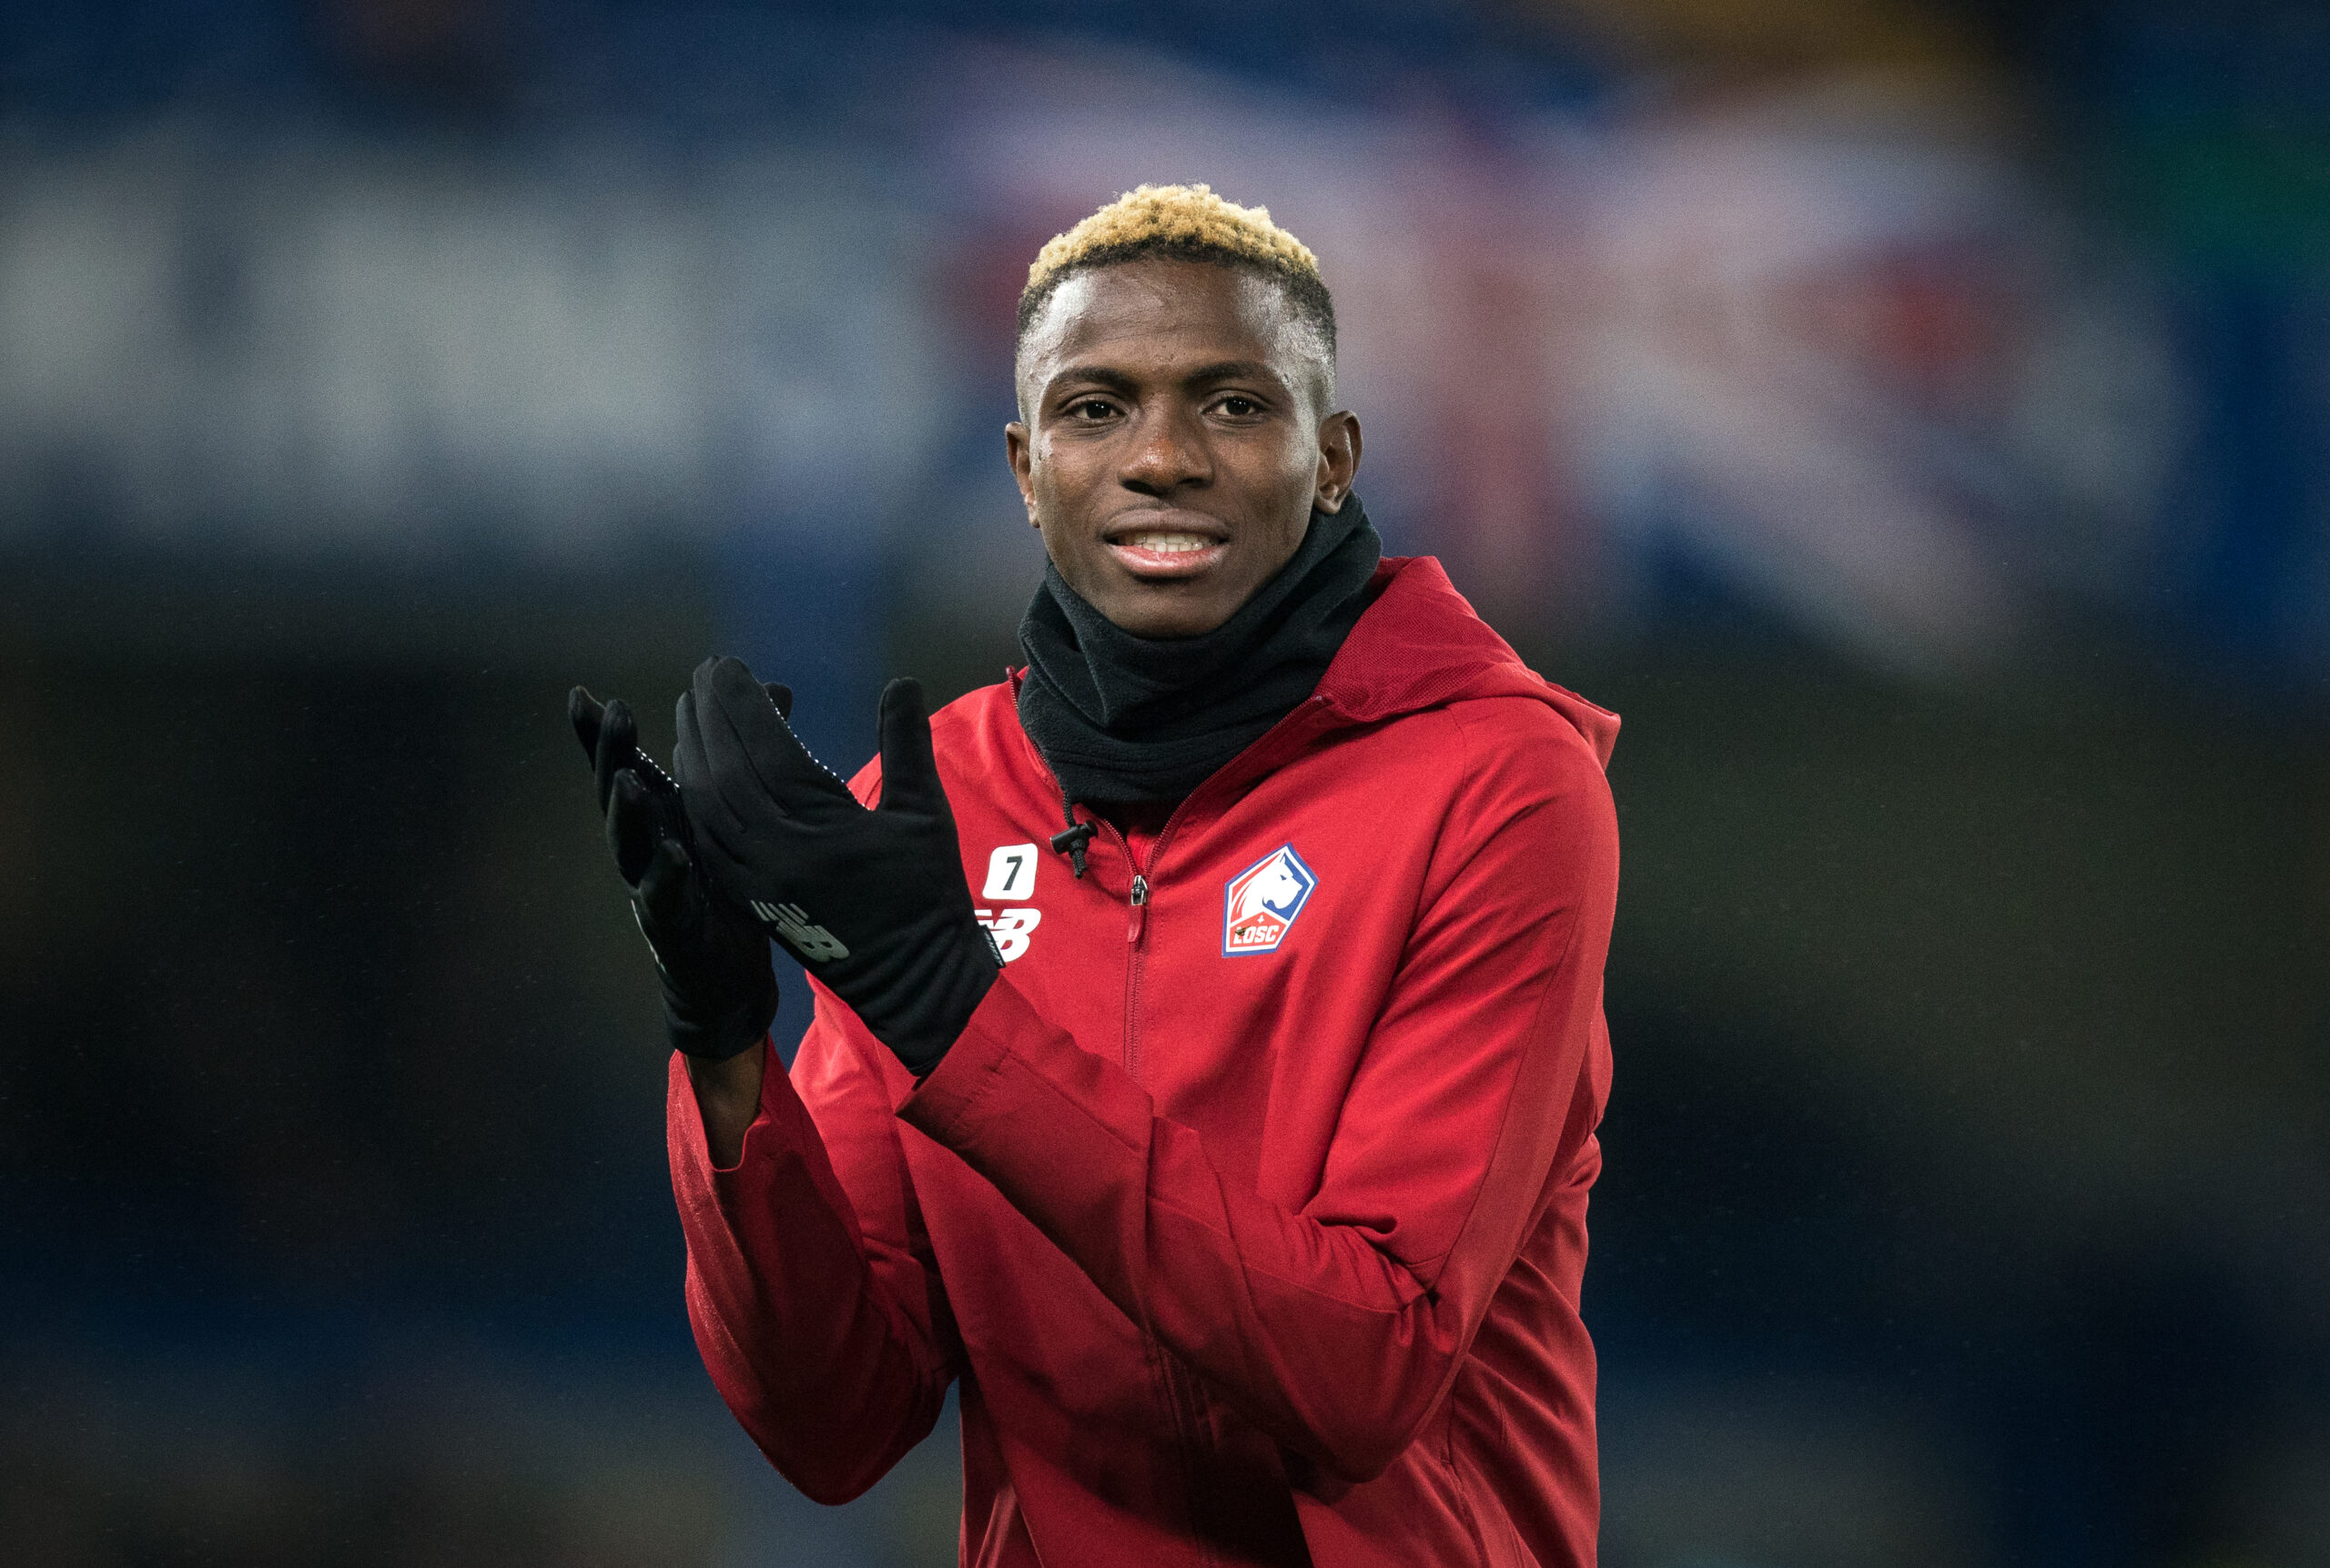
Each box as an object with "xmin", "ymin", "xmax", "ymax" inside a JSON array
[
  {"xmin": 672, "ymin": 656, "xmax": 1001, "ymax": 1077},
  {"xmin": 570, "ymin": 684, "xmax": 780, "ymax": 1061}
]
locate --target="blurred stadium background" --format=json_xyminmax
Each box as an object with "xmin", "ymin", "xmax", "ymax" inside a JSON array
[{"xmin": 1, "ymin": 1, "xmax": 2325, "ymax": 1563}]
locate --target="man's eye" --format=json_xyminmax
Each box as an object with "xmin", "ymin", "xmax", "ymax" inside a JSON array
[
  {"xmin": 1072, "ymin": 400, "xmax": 1117, "ymax": 420},
  {"xmin": 1218, "ymin": 397, "xmax": 1260, "ymax": 416}
]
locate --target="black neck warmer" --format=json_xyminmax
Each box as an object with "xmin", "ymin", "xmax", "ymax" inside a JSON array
[{"xmin": 1017, "ymin": 495, "xmax": 1383, "ymax": 806}]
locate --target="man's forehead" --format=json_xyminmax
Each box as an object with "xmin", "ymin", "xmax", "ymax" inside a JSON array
[{"xmin": 1023, "ymin": 261, "xmax": 1304, "ymax": 381}]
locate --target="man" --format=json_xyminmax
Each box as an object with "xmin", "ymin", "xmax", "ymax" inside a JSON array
[{"xmin": 571, "ymin": 184, "xmax": 1619, "ymax": 1566}]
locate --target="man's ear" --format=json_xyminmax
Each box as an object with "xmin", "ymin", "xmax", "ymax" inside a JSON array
[
  {"xmin": 1313, "ymin": 410, "xmax": 1362, "ymax": 513},
  {"xmin": 1004, "ymin": 421, "xmax": 1039, "ymax": 527}
]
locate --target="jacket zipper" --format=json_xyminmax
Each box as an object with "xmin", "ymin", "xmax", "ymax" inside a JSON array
[
  {"xmin": 1087, "ymin": 823, "xmax": 1211, "ymax": 1544},
  {"xmin": 1110, "ymin": 798, "xmax": 1195, "ymax": 1086}
]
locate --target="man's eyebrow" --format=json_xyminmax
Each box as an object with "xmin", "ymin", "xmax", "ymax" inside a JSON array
[
  {"xmin": 1178, "ymin": 359, "xmax": 1282, "ymax": 388},
  {"xmin": 1044, "ymin": 359, "xmax": 1291, "ymax": 399},
  {"xmin": 1046, "ymin": 364, "xmax": 1140, "ymax": 397}
]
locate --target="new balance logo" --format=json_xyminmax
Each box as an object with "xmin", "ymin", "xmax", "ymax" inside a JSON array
[
  {"xmin": 752, "ymin": 901, "xmax": 850, "ymax": 964},
  {"xmin": 974, "ymin": 906, "xmax": 1041, "ymax": 963}
]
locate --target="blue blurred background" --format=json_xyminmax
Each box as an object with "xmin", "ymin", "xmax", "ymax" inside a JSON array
[{"xmin": 1, "ymin": 2, "xmax": 2325, "ymax": 1563}]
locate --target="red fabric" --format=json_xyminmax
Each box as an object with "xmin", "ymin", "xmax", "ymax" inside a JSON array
[{"xmin": 667, "ymin": 557, "xmax": 1620, "ymax": 1566}]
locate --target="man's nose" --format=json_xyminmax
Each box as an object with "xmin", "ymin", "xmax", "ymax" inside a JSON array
[{"xmin": 1119, "ymin": 404, "xmax": 1211, "ymax": 492}]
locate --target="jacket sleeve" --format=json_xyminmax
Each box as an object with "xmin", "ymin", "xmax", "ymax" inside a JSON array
[
  {"xmin": 668, "ymin": 987, "xmax": 961, "ymax": 1504},
  {"xmin": 900, "ymin": 710, "xmax": 1618, "ymax": 1485}
]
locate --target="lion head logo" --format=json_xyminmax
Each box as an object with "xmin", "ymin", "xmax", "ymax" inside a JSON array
[{"xmin": 1222, "ymin": 845, "xmax": 1319, "ymax": 956}]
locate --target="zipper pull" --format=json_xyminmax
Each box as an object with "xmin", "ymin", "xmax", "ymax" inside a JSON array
[{"xmin": 1128, "ymin": 874, "xmax": 1149, "ymax": 943}]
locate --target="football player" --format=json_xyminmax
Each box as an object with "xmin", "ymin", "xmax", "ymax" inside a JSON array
[{"xmin": 572, "ymin": 184, "xmax": 1619, "ymax": 1567}]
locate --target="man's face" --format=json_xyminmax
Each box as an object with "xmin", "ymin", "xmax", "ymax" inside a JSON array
[{"xmin": 1007, "ymin": 258, "xmax": 1361, "ymax": 639}]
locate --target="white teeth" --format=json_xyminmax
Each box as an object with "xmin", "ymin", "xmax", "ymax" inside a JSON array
[{"xmin": 1121, "ymin": 533, "xmax": 1213, "ymax": 553}]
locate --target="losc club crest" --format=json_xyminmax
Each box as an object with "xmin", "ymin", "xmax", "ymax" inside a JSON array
[{"xmin": 1221, "ymin": 845, "xmax": 1318, "ymax": 956}]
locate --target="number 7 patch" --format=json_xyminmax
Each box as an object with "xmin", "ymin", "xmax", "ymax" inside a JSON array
[{"xmin": 983, "ymin": 843, "xmax": 1038, "ymax": 901}]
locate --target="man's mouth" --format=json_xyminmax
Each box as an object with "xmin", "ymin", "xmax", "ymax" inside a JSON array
[{"xmin": 1106, "ymin": 527, "xmax": 1228, "ymax": 579}]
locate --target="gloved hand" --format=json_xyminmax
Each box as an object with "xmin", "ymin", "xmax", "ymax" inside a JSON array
[
  {"xmin": 570, "ymin": 683, "xmax": 780, "ymax": 1061},
  {"xmin": 672, "ymin": 656, "xmax": 1000, "ymax": 1077}
]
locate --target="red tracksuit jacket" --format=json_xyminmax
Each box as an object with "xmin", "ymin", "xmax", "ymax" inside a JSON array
[{"xmin": 665, "ymin": 556, "xmax": 1621, "ymax": 1566}]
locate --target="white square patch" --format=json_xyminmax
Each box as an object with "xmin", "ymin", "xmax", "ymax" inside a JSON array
[{"xmin": 982, "ymin": 843, "xmax": 1040, "ymax": 902}]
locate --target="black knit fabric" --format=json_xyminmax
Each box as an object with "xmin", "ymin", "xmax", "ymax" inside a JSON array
[{"xmin": 1016, "ymin": 495, "xmax": 1382, "ymax": 805}]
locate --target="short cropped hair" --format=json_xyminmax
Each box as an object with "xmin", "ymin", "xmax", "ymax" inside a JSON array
[{"xmin": 1016, "ymin": 184, "xmax": 1337, "ymax": 408}]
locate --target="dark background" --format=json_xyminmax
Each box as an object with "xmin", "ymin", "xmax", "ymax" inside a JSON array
[{"xmin": 1, "ymin": 2, "xmax": 2325, "ymax": 1564}]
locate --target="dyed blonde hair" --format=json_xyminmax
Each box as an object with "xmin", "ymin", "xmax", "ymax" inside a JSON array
[
  {"xmin": 1016, "ymin": 184, "xmax": 1337, "ymax": 403},
  {"xmin": 1025, "ymin": 184, "xmax": 1320, "ymax": 296}
]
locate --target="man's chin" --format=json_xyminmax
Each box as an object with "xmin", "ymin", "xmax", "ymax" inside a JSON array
[{"xmin": 1089, "ymin": 579, "xmax": 1240, "ymax": 640}]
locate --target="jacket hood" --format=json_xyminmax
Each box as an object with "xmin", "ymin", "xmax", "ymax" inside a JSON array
[{"xmin": 1311, "ymin": 557, "xmax": 1619, "ymax": 769}]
